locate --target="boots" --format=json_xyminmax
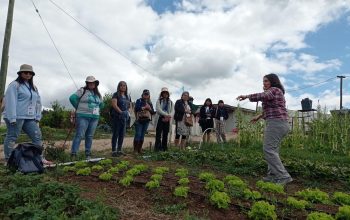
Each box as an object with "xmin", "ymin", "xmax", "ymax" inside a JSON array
[
  {"xmin": 180, "ymin": 139, "xmax": 186, "ymax": 150},
  {"xmin": 138, "ymin": 140, "xmax": 144, "ymax": 154},
  {"xmin": 133, "ymin": 140, "xmax": 138, "ymax": 153},
  {"xmin": 174, "ymin": 139, "xmax": 180, "ymax": 147}
]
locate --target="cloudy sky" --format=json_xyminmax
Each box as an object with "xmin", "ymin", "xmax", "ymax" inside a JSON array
[{"xmin": 1, "ymin": 0, "xmax": 350, "ymax": 111}]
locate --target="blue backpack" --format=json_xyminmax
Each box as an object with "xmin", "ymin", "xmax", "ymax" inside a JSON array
[{"xmin": 7, "ymin": 143, "xmax": 44, "ymax": 174}]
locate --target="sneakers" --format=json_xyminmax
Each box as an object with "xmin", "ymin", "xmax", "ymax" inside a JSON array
[
  {"xmin": 112, "ymin": 151, "xmax": 126, "ymax": 157},
  {"xmin": 273, "ymin": 177, "xmax": 293, "ymax": 185},
  {"xmin": 262, "ymin": 175, "xmax": 275, "ymax": 182}
]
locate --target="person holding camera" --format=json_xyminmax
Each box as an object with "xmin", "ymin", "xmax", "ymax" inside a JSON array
[{"xmin": 237, "ymin": 73, "xmax": 292, "ymax": 185}]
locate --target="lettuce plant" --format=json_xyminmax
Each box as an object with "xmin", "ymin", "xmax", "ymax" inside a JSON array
[
  {"xmin": 99, "ymin": 172, "xmax": 113, "ymax": 181},
  {"xmin": 333, "ymin": 192, "xmax": 350, "ymax": 206},
  {"xmin": 108, "ymin": 167, "xmax": 119, "ymax": 174},
  {"xmin": 145, "ymin": 180, "xmax": 160, "ymax": 189},
  {"xmin": 174, "ymin": 186, "xmax": 189, "ymax": 198},
  {"xmin": 91, "ymin": 165, "xmax": 103, "ymax": 171},
  {"xmin": 98, "ymin": 159, "xmax": 113, "ymax": 167},
  {"xmin": 63, "ymin": 166, "xmax": 76, "ymax": 172},
  {"xmin": 306, "ymin": 212, "xmax": 334, "ymax": 220},
  {"xmin": 76, "ymin": 167, "xmax": 91, "ymax": 176},
  {"xmin": 205, "ymin": 179, "xmax": 225, "ymax": 192},
  {"xmin": 178, "ymin": 177, "xmax": 190, "ymax": 185},
  {"xmin": 286, "ymin": 197, "xmax": 310, "ymax": 210},
  {"xmin": 335, "ymin": 205, "xmax": 350, "ymax": 220},
  {"xmin": 153, "ymin": 166, "xmax": 169, "ymax": 175},
  {"xmin": 74, "ymin": 161, "xmax": 88, "ymax": 168},
  {"xmin": 209, "ymin": 191, "xmax": 231, "ymax": 209},
  {"xmin": 198, "ymin": 172, "xmax": 216, "ymax": 182},
  {"xmin": 243, "ymin": 189, "xmax": 262, "ymax": 200},
  {"xmin": 175, "ymin": 168, "xmax": 189, "ymax": 178},
  {"xmin": 256, "ymin": 180, "xmax": 284, "ymax": 194},
  {"xmin": 150, "ymin": 174, "xmax": 163, "ymax": 182},
  {"xmin": 119, "ymin": 175, "xmax": 133, "ymax": 187},
  {"xmin": 248, "ymin": 201, "xmax": 277, "ymax": 220},
  {"xmin": 296, "ymin": 188, "xmax": 330, "ymax": 204}
]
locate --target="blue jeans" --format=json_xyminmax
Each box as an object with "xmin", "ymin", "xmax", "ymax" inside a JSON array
[
  {"xmin": 134, "ymin": 121, "xmax": 149, "ymax": 142},
  {"xmin": 71, "ymin": 116, "xmax": 98, "ymax": 156},
  {"xmin": 3, "ymin": 118, "xmax": 42, "ymax": 160},
  {"xmin": 111, "ymin": 117, "xmax": 126, "ymax": 152}
]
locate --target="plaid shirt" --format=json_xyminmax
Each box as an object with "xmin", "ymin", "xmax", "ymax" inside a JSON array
[{"xmin": 248, "ymin": 87, "xmax": 288, "ymax": 120}]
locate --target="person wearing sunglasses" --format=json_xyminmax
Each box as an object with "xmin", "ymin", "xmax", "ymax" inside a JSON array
[
  {"xmin": 2, "ymin": 64, "xmax": 52, "ymax": 165},
  {"xmin": 237, "ymin": 73, "xmax": 292, "ymax": 185}
]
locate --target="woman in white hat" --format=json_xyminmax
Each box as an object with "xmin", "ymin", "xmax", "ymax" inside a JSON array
[
  {"xmin": 154, "ymin": 87, "xmax": 174, "ymax": 151},
  {"xmin": 69, "ymin": 76, "xmax": 104, "ymax": 159},
  {"xmin": 2, "ymin": 64, "xmax": 51, "ymax": 164}
]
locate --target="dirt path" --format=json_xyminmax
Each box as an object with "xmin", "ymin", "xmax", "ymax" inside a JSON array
[{"xmin": 0, "ymin": 133, "xmax": 236, "ymax": 160}]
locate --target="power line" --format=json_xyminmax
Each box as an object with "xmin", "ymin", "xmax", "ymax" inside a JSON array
[
  {"xmin": 286, "ymin": 76, "xmax": 337, "ymax": 93},
  {"xmin": 30, "ymin": 0, "xmax": 78, "ymax": 89},
  {"xmin": 48, "ymin": 0, "xmax": 181, "ymax": 89}
]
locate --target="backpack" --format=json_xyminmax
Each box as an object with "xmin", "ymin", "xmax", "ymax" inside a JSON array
[{"xmin": 7, "ymin": 143, "xmax": 44, "ymax": 174}]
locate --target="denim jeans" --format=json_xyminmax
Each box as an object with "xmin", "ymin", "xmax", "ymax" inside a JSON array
[
  {"xmin": 71, "ymin": 116, "xmax": 98, "ymax": 156},
  {"xmin": 134, "ymin": 121, "xmax": 150, "ymax": 142},
  {"xmin": 111, "ymin": 117, "xmax": 126, "ymax": 152},
  {"xmin": 3, "ymin": 118, "xmax": 42, "ymax": 160}
]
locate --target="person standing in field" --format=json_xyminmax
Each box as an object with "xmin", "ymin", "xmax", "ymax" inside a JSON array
[
  {"xmin": 154, "ymin": 87, "xmax": 174, "ymax": 152},
  {"xmin": 110, "ymin": 81, "xmax": 131, "ymax": 157},
  {"xmin": 213, "ymin": 100, "xmax": 229, "ymax": 143},
  {"xmin": 174, "ymin": 91, "xmax": 193, "ymax": 150},
  {"xmin": 133, "ymin": 89, "xmax": 155, "ymax": 153},
  {"xmin": 69, "ymin": 76, "xmax": 103, "ymax": 160},
  {"xmin": 2, "ymin": 64, "xmax": 52, "ymax": 165},
  {"xmin": 237, "ymin": 73, "xmax": 292, "ymax": 185},
  {"xmin": 199, "ymin": 98, "xmax": 214, "ymax": 143}
]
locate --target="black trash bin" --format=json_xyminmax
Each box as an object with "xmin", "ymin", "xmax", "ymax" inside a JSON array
[{"xmin": 301, "ymin": 98, "xmax": 312, "ymax": 111}]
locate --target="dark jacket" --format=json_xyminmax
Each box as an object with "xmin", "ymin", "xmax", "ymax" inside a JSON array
[
  {"xmin": 213, "ymin": 106, "xmax": 229, "ymax": 120},
  {"xmin": 135, "ymin": 98, "xmax": 155, "ymax": 114},
  {"xmin": 174, "ymin": 99, "xmax": 193, "ymax": 121},
  {"xmin": 199, "ymin": 105, "xmax": 215, "ymax": 120}
]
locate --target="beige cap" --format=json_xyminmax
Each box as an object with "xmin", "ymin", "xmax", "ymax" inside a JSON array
[{"xmin": 17, "ymin": 64, "xmax": 35, "ymax": 76}]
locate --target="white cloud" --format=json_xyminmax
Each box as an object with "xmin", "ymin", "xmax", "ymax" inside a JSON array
[{"xmin": 0, "ymin": 0, "xmax": 350, "ymax": 111}]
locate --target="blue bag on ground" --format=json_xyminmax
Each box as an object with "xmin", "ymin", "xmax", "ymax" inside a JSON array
[{"xmin": 7, "ymin": 143, "xmax": 44, "ymax": 174}]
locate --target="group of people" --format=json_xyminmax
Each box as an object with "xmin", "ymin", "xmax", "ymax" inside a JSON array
[{"xmin": 2, "ymin": 63, "xmax": 292, "ymax": 184}]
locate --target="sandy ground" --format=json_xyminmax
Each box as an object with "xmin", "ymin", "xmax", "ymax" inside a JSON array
[{"xmin": 0, "ymin": 133, "xmax": 236, "ymax": 160}]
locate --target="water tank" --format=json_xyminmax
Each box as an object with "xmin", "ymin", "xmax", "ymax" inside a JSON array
[{"xmin": 301, "ymin": 98, "xmax": 312, "ymax": 111}]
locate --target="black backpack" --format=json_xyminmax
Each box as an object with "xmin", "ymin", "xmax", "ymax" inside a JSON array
[{"xmin": 7, "ymin": 143, "xmax": 44, "ymax": 174}]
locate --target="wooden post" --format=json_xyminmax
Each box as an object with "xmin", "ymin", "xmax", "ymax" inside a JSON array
[{"xmin": 0, "ymin": 0, "xmax": 15, "ymax": 121}]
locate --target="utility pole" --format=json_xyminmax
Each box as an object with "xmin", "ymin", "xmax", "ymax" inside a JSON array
[
  {"xmin": 0, "ymin": 0, "xmax": 15, "ymax": 120},
  {"xmin": 337, "ymin": 76, "xmax": 346, "ymax": 109}
]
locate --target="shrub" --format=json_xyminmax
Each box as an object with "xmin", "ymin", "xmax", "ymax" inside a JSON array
[
  {"xmin": 336, "ymin": 206, "xmax": 350, "ymax": 220},
  {"xmin": 76, "ymin": 167, "xmax": 91, "ymax": 176},
  {"xmin": 153, "ymin": 167, "xmax": 169, "ymax": 175},
  {"xmin": 286, "ymin": 197, "xmax": 310, "ymax": 210},
  {"xmin": 174, "ymin": 186, "xmax": 189, "ymax": 198},
  {"xmin": 307, "ymin": 212, "xmax": 335, "ymax": 220},
  {"xmin": 248, "ymin": 201, "xmax": 277, "ymax": 220},
  {"xmin": 145, "ymin": 180, "xmax": 160, "ymax": 189},
  {"xmin": 178, "ymin": 178, "xmax": 190, "ymax": 185},
  {"xmin": 296, "ymin": 188, "xmax": 329, "ymax": 204},
  {"xmin": 333, "ymin": 192, "xmax": 350, "ymax": 206},
  {"xmin": 209, "ymin": 191, "xmax": 231, "ymax": 209},
  {"xmin": 256, "ymin": 180, "xmax": 284, "ymax": 194},
  {"xmin": 198, "ymin": 172, "xmax": 216, "ymax": 182},
  {"xmin": 99, "ymin": 172, "xmax": 113, "ymax": 181}
]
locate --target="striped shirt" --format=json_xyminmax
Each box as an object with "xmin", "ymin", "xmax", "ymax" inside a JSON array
[{"xmin": 248, "ymin": 87, "xmax": 288, "ymax": 120}]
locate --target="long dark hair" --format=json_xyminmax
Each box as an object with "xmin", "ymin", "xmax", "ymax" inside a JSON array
[
  {"xmin": 83, "ymin": 82, "xmax": 101, "ymax": 98},
  {"xmin": 15, "ymin": 76, "xmax": 37, "ymax": 91},
  {"xmin": 203, "ymin": 98, "xmax": 212, "ymax": 107},
  {"xmin": 117, "ymin": 81, "xmax": 128, "ymax": 97},
  {"xmin": 264, "ymin": 73, "xmax": 285, "ymax": 94}
]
